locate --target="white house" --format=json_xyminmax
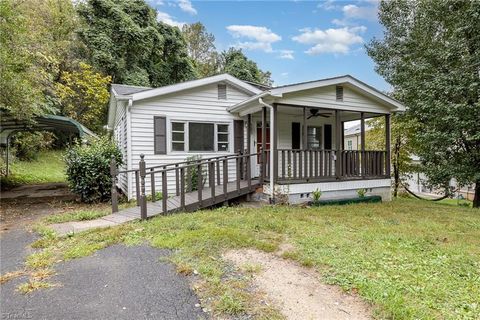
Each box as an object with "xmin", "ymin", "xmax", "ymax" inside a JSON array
[{"xmin": 108, "ymin": 74, "xmax": 405, "ymax": 204}]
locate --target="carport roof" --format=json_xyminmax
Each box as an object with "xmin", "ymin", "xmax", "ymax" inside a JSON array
[{"xmin": 0, "ymin": 113, "xmax": 97, "ymax": 142}]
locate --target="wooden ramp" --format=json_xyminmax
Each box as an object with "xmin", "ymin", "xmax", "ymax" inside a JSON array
[
  {"xmin": 111, "ymin": 152, "xmax": 263, "ymax": 220},
  {"xmin": 117, "ymin": 179, "xmax": 260, "ymax": 219}
]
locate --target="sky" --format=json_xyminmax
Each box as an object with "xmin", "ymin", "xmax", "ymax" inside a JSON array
[{"xmin": 147, "ymin": 0, "xmax": 389, "ymax": 91}]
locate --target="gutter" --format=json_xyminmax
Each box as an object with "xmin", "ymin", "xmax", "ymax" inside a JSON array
[{"xmin": 258, "ymin": 97, "xmax": 275, "ymax": 201}]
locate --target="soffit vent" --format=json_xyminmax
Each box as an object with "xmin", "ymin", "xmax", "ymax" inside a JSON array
[
  {"xmin": 218, "ymin": 84, "xmax": 227, "ymax": 100},
  {"xmin": 336, "ymin": 85, "xmax": 344, "ymax": 101}
]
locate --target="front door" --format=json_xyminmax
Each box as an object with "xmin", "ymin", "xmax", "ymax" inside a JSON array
[{"xmin": 255, "ymin": 122, "xmax": 270, "ymax": 176}]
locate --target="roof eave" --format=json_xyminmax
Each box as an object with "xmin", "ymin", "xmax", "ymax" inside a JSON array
[
  {"xmin": 269, "ymin": 75, "xmax": 405, "ymax": 112},
  {"xmin": 131, "ymin": 74, "xmax": 262, "ymax": 102}
]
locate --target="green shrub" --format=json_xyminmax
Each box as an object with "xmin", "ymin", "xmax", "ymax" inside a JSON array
[
  {"xmin": 64, "ymin": 137, "xmax": 122, "ymax": 203},
  {"xmin": 312, "ymin": 188, "xmax": 322, "ymax": 203},
  {"xmin": 185, "ymin": 155, "xmax": 206, "ymax": 191},
  {"xmin": 357, "ymin": 188, "xmax": 366, "ymax": 198},
  {"xmin": 11, "ymin": 132, "xmax": 55, "ymax": 161}
]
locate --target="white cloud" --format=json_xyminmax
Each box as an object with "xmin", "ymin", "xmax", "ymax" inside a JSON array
[
  {"xmin": 156, "ymin": 11, "xmax": 185, "ymax": 28},
  {"xmin": 227, "ymin": 25, "xmax": 281, "ymax": 43},
  {"xmin": 151, "ymin": 0, "xmax": 165, "ymax": 6},
  {"xmin": 281, "ymin": 72, "xmax": 289, "ymax": 77},
  {"xmin": 317, "ymin": 0, "xmax": 337, "ymax": 11},
  {"xmin": 236, "ymin": 42, "xmax": 274, "ymax": 52},
  {"xmin": 292, "ymin": 26, "xmax": 366, "ymax": 55},
  {"xmin": 278, "ymin": 50, "xmax": 294, "ymax": 60},
  {"xmin": 178, "ymin": 0, "xmax": 197, "ymax": 15},
  {"xmin": 342, "ymin": 4, "xmax": 377, "ymax": 21},
  {"xmin": 227, "ymin": 25, "xmax": 281, "ymax": 52}
]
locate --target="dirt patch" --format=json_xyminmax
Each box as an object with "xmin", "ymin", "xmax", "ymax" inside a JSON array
[{"xmin": 224, "ymin": 248, "xmax": 371, "ymax": 320}]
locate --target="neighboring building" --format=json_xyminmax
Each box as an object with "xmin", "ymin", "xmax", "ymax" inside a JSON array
[
  {"xmin": 343, "ymin": 122, "xmax": 372, "ymax": 150},
  {"xmin": 405, "ymin": 156, "xmax": 475, "ymax": 201},
  {"xmin": 108, "ymin": 74, "xmax": 405, "ymax": 203}
]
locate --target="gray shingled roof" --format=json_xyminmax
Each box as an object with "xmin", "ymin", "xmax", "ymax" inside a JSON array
[
  {"xmin": 344, "ymin": 122, "xmax": 373, "ymax": 137},
  {"xmin": 111, "ymin": 84, "xmax": 152, "ymax": 96}
]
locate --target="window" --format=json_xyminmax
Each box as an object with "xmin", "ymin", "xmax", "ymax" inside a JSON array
[
  {"xmin": 171, "ymin": 122, "xmax": 185, "ymax": 151},
  {"xmin": 154, "ymin": 116, "xmax": 166, "ymax": 154},
  {"xmin": 189, "ymin": 123, "xmax": 214, "ymax": 151},
  {"xmin": 347, "ymin": 140, "xmax": 353, "ymax": 150},
  {"xmin": 218, "ymin": 84, "xmax": 227, "ymax": 100},
  {"xmin": 307, "ymin": 126, "xmax": 322, "ymax": 149},
  {"xmin": 171, "ymin": 121, "xmax": 229, "ymax": 152},
  {"xmin": 217, "ymin": 124, "xmax": 229, "ymax": 151},
  {"xmin": 336, "ymin": 85, "xmax": 343, "ymax": 101}
]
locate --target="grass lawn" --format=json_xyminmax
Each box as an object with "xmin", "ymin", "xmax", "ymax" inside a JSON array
[
  {"xmin": 4, "ymin": 150, "xmax": 66, "ymax": 186},
  {"xmin": 19, "ymin": 198, "xmax": 480, "ymax": 319},
  {"xmin": 437, "ymin": 198, "xmax": 473, "ymax": 208}
]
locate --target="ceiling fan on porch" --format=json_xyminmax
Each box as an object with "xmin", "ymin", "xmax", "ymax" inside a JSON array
[{"xmin": 307, "ymin": 108, "xmax": 331, "ymax": 119}]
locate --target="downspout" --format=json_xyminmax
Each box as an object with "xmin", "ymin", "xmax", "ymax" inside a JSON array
[
  {"xmin": 126, "ymin": 98, "xmax": 133, "ymax": 200},
  {"xmin": 258, "ymin": 97, "xmax": 275, "ymax": 199}
]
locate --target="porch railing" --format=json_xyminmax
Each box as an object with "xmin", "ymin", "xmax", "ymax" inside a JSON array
[{"xmin": 271, "ymin": 149, "xmax": 387, "ymax": 183}]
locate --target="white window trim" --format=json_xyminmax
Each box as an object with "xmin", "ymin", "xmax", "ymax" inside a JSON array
[
  {"xmin": 169, "ymin": 120, "xmax": 232, "ymax": 154},
  {"xmin": 171, "ymin": 121, "xmax": 186, "ymax": 152}
]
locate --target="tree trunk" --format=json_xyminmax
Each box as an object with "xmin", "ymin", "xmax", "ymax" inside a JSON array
[
  {"xmin": 473, "ymin": 180, "xmax": 480, "ymax": 208},
  {"xmin": 392, "ymin": 135, "xmax": 401, "ymax": 197},
  {"xmin": 393, "ymin": 161, "xmax": 399, "ymax": 197}
]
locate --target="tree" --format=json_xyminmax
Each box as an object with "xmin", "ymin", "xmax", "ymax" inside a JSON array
[
  {"xmin": 366, "ymin": 0, "xmax": 480, "ymax": 207},
  {"xmin": 0, "ymin": 0, "xmax": 52, "ymax": 122},
  {"xmin": 366, "ymin": 114, "xmax": 417, "ymax": 197},
  {"xmin": 149, "ymin": 22, "xmax": 197, "ymax": 86},
  {"xmin": 76, "ymin": 0, "xmax": 196, "ymax": 86},
  {"xmin": 182, "ymin": 22, "xmax": 219, "ymax": 77},
  {"xmin": 55, "ymin": 63, "xmax": 112, "ymax": 133},
  {"xmin": 220, "ymin": 48, "xmax": 272, "ymax": 86}
]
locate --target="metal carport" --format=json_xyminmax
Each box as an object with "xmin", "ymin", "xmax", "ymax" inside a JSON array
[{"xmin": 0, "ymin": 113, "xmax": 97, "ymax": 175}]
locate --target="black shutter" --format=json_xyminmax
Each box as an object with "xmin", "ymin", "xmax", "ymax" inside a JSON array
[
  {"xmin": 154, "ymin": 116, "xmax": 166, "ymax": 154},
  {"xmin": 291, "ymin": 122, "xmax": 301, "ymax": 149},
  {"xmin": 234, "ymin": 120, "xmax": 244, "ymax": 153},
  {"xmin": 324, "ymin": 124, "xmax": 332, "ymax": 150}
]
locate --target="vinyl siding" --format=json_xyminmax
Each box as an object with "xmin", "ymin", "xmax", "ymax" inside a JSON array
[
  {"xmin": 127, "ymin": 84, "xmax": 252, "ymax": 199},
  {"xmin": 279, "ymin": 86, "xmax": 392, "ymax": 114},
  {"xmin": 113, "ymin": 101, "xmax": 129, "ymax": 194}
]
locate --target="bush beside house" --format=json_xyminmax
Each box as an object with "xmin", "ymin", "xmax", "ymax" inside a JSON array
[{"xmin": 65, "ymin": 137, "xmax": 122, "ymax": 203}]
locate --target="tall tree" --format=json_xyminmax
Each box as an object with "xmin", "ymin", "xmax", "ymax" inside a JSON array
[
  {"xmin": 366, "ymin": 114, "xmax": 417, "ymax": 197},
  {"xmin": 55, "ymin": 63, "xmax": 112, "ymax": 133},
  {"xmin": 149, "ymin": 22, "xmax": 197, "ymax": 86},
  {"xmin": 182, "ymin": 22, "xmax": 219, "ymax": 77},
  {"xmin": 76, "ymin": 0, "xmax": 195, "ymax": 86},
  {"xmin": 367, "ymin": 0, "xmax": 480, "ymax": 207},
  {"xmin": 0, "ymin": 0, "xmax": 59, "ymax": 121},
  {"xmin": 220, "ymin": 48, "xmax": 272, "ymax": 86}
]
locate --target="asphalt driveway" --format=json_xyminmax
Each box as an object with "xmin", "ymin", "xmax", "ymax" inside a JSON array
[{"xmin": 1, "ymin": 229, "xmax": 205, "ymax": 320}]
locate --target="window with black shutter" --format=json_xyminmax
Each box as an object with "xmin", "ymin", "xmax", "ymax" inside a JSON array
[{"xmin": 154, "ymin": 116, "xmax": 166, "ymax": 154}]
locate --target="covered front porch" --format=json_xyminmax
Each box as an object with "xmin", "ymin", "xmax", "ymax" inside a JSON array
[
  {"xmin": 248, "ymin": 105, "xmax": 391, "ymax": 184},
  {"xmin": 228, "ymin": 76, "xmax": 403, "ymax": 202}
]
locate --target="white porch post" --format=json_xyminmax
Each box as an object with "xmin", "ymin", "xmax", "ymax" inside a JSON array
[{"xmin": 361, "ymin": 112, "xmax": 366, "ymax": 176}]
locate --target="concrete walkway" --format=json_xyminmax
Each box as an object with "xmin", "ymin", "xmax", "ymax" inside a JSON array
[{"xmin": 50, "ymin": 211, "xmax": 138, "ymax": 236}]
